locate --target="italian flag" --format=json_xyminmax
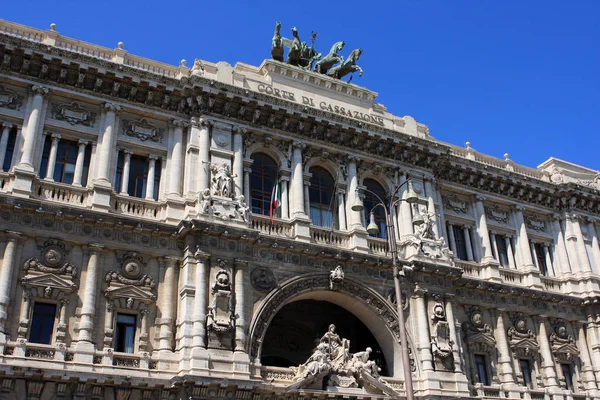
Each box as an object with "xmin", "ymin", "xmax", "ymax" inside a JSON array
[{"xmin": 269, "ymin": 178, "xmax": 281, "ymax": 224}]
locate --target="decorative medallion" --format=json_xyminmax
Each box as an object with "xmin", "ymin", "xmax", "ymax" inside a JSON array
[
  {"xmin": 444, "ymin": 193, "xmax": 468, "ymax": 214},
  {"xmin": 42, "ymin": 239, "xmax": 66, "ymax": 267},
  {"xmin": 549, "ymin": 319, "xmax": 579, "ymax": 363},
  {"xmin": 251, "ymin": 266, "xmax": 277, "ymax": 292},
  {"xmin": 120, "ymin": 252, "xmax": 144, "ymax": 279},
  {"xmin": 51, "ymin": 101, "xmax": 96, "ymax": 126},
  {"xmin": 486, "ymin": 205, "xmax": 509, "ymax": 223},
  {"xmin": 214, "ymin": 133, "xmax": 228, "ymax": 147},
  {"xmin": 121, "ymin": 118, "xmax": 164, "ymax": 142},
  {"xmin": 507, "ymin": 312, "xmax": 539, "ymax": 359},
  {"xmin": 525, "ymin": 215, "xmax": 546, "ymax": 232},
  {"xmin": 0, "ymin": 85, "xmax": 23, "ymax": 110},
  {"xmin": 212, "ymin": 269, "xmax": 231, "ymax": 292}
]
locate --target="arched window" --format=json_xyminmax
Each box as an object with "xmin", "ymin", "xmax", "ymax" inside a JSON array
[
  {"xmin": 250, "ymin": 153, "xmax": 278, "ymax": 216},
  {"xmin": 309, "ymin": 166, "xmax": 335, "ymax": 227},
  {"xmin": 363, "ymin": 179, "xmax": 388, "ymax": 239}
]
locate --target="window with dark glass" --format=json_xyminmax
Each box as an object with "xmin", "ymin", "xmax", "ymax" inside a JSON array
[
  {"xmin": 129, "ymin": 154, "xmax": 149, "ymax": 198},
  {"xmin": 114, "ymin": 313, "xmax": 136, "ymax": 353},
  {"xmin": 249, "ymin": 153, "xmax": 277, "ymax": 216},
  {"xmin": 474, "ymin": 354, "xmax": 490, "ymax": 385},
  {"xmin": 495, "ymin": 234, "xmax": 510, "ymax": 267},
  {"xmin": 534, "ymin": 243, "xmax": 548, "ymax": 275},
  {"xmin": 519, "ymin": 359, "xmax": 533, "ymax": 388},
  {"xmin": 1, "ymin": 126, "xmax": 17, "ymax": 172},
  {"xmin": 363, "ymin": 179, "xmax": 387, "ymax": 239},
  {"xmin": 451, "ymin": 225, "xmax": 469, "ymax": 261},
  {"xmin": 29, "ymin": 302, "xmax": 57, "ymax": 345},
  {"xmin": 309, "ymin": 167, "xmax": 335, "ymax": 227},
  {"xmin": 561, "ymin": 363, "xmax": 574, "ymax": 391},
  {"xmin": 39, "ymin": 138, "xmax": 90, "ymax": 185}
]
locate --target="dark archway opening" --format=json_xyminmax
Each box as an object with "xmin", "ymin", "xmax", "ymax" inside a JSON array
[{"xmin": 261, "ymin": 299, "xmax": 388, "ymax": 376}]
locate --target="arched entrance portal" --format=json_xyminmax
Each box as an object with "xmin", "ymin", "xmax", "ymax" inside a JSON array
[{"xmin": 261, "ymin": 299, "xmax": 389, "ymax": 376}]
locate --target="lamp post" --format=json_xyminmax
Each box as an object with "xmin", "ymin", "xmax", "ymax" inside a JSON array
[{"xmin": 351, "ymin": 178, "xmax": 420, "ymax": 400}]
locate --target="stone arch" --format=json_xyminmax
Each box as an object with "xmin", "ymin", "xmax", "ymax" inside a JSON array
[
  {"xmin": 245, "ymin": 143, "xmax": 289, "ymax": 169},
  {"xmin": 304, "ymin": 157, "xmax": 342, "ymax": 183},
  {"xmin": 359, "ymin": 173, "xmax": 395, "ymax": 197},
  {"xmin": 248, "ymin": 273, "xmax": 415, "ymax": 377}
]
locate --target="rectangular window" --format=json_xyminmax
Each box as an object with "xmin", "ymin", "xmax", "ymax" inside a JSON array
[
  {"xmin": 452, "ymin": 225, "xmax": 469, "ymax": 261},
  {"xmin": 2, "ymin": 127, "xmax": 17, "ymax": 172},
  {"xmin": 519, "ymin": 359, "xmax": 533, "ymax": 388},
  {"xmin": 534, "ymin": 243, "xmax": 548, "ymax": 275},
  {"xmin": 474, "ymin": 354, "xmax": 490, "ymax": 385},
  {"xmin": 29, "ymin": 302, "xmax": 57, "ymax": 345},
  {"xmin": 561, "ymin": 363, "xmax": 574, "ymax": 391},
  {"xmin": 54, "ymin": 141, "xmax": 79, "ymax": 184},
  {"xmin": 115, "ymin": 151, "xmax": 124, "ymax": 193},
  {"xmin": 495, "ymin": 235, "xmax": 510, "ymax": 267},
  {"xmin": 129, "ymin": 155, "xmax": 148, "ymax": 198},
  {"xmin": 114, "ymin": 313, "xmax": 136, "ymax": 353}
]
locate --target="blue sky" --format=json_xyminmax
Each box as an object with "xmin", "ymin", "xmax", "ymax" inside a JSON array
[{"xmin": 3, "ymin": 1, "xmax": 599, "ymax": 170}]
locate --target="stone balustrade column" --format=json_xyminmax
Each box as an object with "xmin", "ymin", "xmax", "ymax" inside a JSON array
[
  {"xmin": 569, "ymin": 214, "xmax": 593, "ymax": 273},
  {"xmin": 346, "ymin": 156, "xmax": 361, "ymax": 229},
  {"xmin": 280, "ymin": 176, "xmax": 290, "ymax": 219},
  {"xmin": 576, "ymin": 322, "xmax": 599, "ymax": 391},
  {"xmin": 513, "ymin": 205, "xmax": 534, "ymax": 269},
  {"xmin": 505, "ymin": 235, "xmax": 517, "ymax": 269},
  {"xmin": 463, "ymin": 226, "xmax": 474, "ymax": 262},
  {"xmin": 398, "ymin": 172, "xmax": 414, "ymax": 238},
  {"xmin": 193, "ymin": 251, "xmax": 209, "ymax": 349},
  {"xmin": 447, "ymin": 223, "xmax": 458, "ymax": 255},
  {"xmin": 413, "ymin": 288, "xmax": 433, "ymax": 372},
  {"xmin": 290, "ymin": 141, "xmax": 306, "ymax": 217},
  {"xmin": 445, "ymin": 298, "xmax": 462, "ymax": 372},
  {"xmin": 551, "ymin": 215, "xmax": 572, "ymax": 275},
  {"xmin": 534, "ymin": 317, "xmax": 558, "ymax": 389},
  {"xmin": 198, "ymin": 118, "xmax": 213, "ymax": 193},
  {"xmin": 77, "ymin": 245, "xmax": 103, "ymax": 342},
  {"xmin": 120, "ymin": 150, "xmax": 132, "ymax": 195},
  {"xmin": 337, "ymin": 189, "xmax": 347, "ymax": 230},
  {"xmin": 0, "ymin": 124, "xmax": 13, "ymax": 171},
  {"xmin": 95, "ymin": 103, "xmax": 121, "ymax": 185},
  {"xmin": 0, "ymin": 232, "xmax": 21, "ymax": 333},
  {"xmin": 474, "ymin": 195, "xmax": 494, "ymax": 262},
  {"xmin": 234, "ymin": 259, "xmax": 248, "ymax": 352},
  {"xmin": 232, "ymin": 126, "xmax": 245, "ymax": 198},
  {"xmin": 586, "ymin": 218, "xmax": 600, "ymax": 274},
  {"xmin": 72, "ymin": 139, "xmax": 88, "ymax": 187},
  {"xmin": 542, "ymin": 244, "xmax": 555, "ymax": 276},
  {"xmin": 168, "ymin": 120, "xmax": 187, "ymax": 197},
  {"xmin": 423, "ymin": 177, "xmax": 439, "ymax": 238},
  {"xmin": 158, "ymin": 257, "xmax": 179, "ymax": 351},
  {"xmin": 19, "ymin": 86, "xmax": 49, "ymax": 170},
  {"xmin": 491, "ymin": 309, "xmax": 515, "ymax": 384},
  {"xmin": 145, "ymin": 155, "xmax": 158, "ymax": 200},
  {"xmin": 44, "ymin": 133, "xmax": 61, "ymax": 180},
  {"xmin": 490, "ymin": 231, "xmax": 499, "ymax": 262}
]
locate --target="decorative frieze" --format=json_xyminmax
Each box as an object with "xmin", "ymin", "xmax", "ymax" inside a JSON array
[{"xmin": 51, "ymin": 101, "xmax": 96, "ymax": 126}]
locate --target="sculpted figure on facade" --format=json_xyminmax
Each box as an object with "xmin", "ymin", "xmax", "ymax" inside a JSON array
[
  {"xmin": 271, "ymin": 22, "xmax": 284, "ymax": 62},
  {"xmin": 206, "ymin": 268, "xmax": 234, "ymax": 348},
  {"xmin": 315, "ymin": 41, "xmax": 345, "ymax": 75},
  {"xmin": 210, "ymin": 162, "xmax": 235, "ymax": 198},
  {"xmin": 415, "ymin": 211, "xmax": 436, "ymax": 240},
  {"xmin": 329, "ymin": 265, "xmax": 345, "ymax": 290},
  {"xmin": 327, "ymin": 48, "xmax": 363, "ymax": 81}
]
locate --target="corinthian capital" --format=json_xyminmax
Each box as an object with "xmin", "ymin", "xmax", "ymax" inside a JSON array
[
  {"xmin": 513, "ymin": 204, "xmax": 525, "ymax": 212},
  {"xmin": 231, "ymin": 126, "xmax": 247, "ymax": 135},
  {"xmin": 474, "ymin": 194, "xmax": 486, "ymax": 202},
  {"xmin": 104, "ymin": 102, "xmax": 121, "ymax": 113},
  {"xmin": 199, "ymin": 117, "xmax": 214, "ymax": 128},
  {"xmin": 172, "ymin": 119, "xmax": 189, "ymax": 129},
  {"xmin": 31, "ymin": 85, "xmax": 49, "ymax": 96},
  {"xmin": 292, "ymin": 140, "xmax": 306, "ymax": 150}
]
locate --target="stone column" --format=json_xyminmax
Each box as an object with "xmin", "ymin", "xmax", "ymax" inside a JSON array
[
  {"xmin": 513, "ymin": 205, "xmax": 534, "ymax": 269},
  {"xmin": 585, "ymin": 316, "xmax": 600, "ymax": 383},
  {"xmin": 17, "ymin": 291, "xmax": 32, "ymax": 339},
  {"xmin": 491, "ymin": 309, "xmax": 515, "ymax": 384},
  {"xmin": 72, "ymin": 139, "xmax": 88, "ymax": 187},
  {"xmin": 535, "ymin": 317, "xmax": 558, "ymax": 389},
  {"xmin": 569, "ymin": 214, "xmax": 593, "ymax": 273},
  {"xmin": 18, "ymin": 86, "xmax": 49, "ymax": 170},
  {"xmin": 398, "ymin": 173, "xmax": 413, "ymax": 238},
  {"xmin": 542, "ymin": 244, "xmax": 554, "ymax": 276},
  {"xmin": 337, "ymin": 188, "xmax": 347, "ymax": 231},
  {"xmin": 505, "ymin": 235, "xmax": 517, "ymax": 269},
  {"xmin": 463, "ymin": 226, "xmax": 474, "ymax": 262},
  {"xmin": 290, "ymin": 141, "xmax": 306, "ymax": 217},
  {"xmin": 0, "ymin": 232, "xmax": 21, "ymax": 333},
  {"xmin": 232, "ymin": 127, "xmax": 245, "ymax": 198},
  {"xmin": 234, "ymin": 259, "xmax": 248, "ymax": 352},
  {"xmin": 447, "ymin": 223, "xmax": 458, "ymax": 255},
  {"xmin": 346, "ymin": 156, "xmax": 361, "ymax": 229},
  {"xmin": 44, "ymin": 133, "xmax": 61, "ymax": 180},
  {"xmin": 576, "ymin": 322, "xmax": 599, "ymax": 391},
  {"xmin": 77, "ymin": 245, "xmax": 103, "ymax": 342},
  {"xmin": 95, "ymin": 103, "xmax": 121, "ymax": 185},
  {"xmin": 145, "ymin": 155, "xmax": 158, "ymax": 200},
  {"xmin": 158, "ymin": 257, "xmax": 179, "ymax": 351},
  {"xmin": 303, "ymin": 178, "xmax": 310, "ymax": 217},
  {"xmin": 193, "ymin": 251, "xmax": 209, "ymax": 350},
  {"xmin": 176, "ymin": 236, "xmax": 196, "ymax": 354},
  {"xmin": 243, "ymin": 165, "xmax": 251, "ymax": 208},
  {"xmin": 530, "ymin": 240, "xmax": 539, "ymax": 270},
  {"xmin": 197, "ymin": 117, "xmax": 212, "ymax": 193},
  {"xmin": 445, "ymin": 298, "xmax": 462, "ymax": 372},
  {"xmin": 414, "ymin": 288, "xmax": 433, "ymax": 372},
  {"xmin": 551, "ymin": 215, "xmax": 571, "ymax": 275},
  {"xmin": 280, "ymin": 176, "xmax": 290, "ymax": 219},
  {"xmin": 474, "ymin": 195, "xmax": 494, "ymax": 262},
  {"xmin": 586, "ymin": 218, "xmax": 600, "ymax": 274},
  {"xmin": 0, "ymin": 124, "xmax": 13, "ymax": 171},
  {"xmin": 168, "ymin": 120, "xmax": 186, "ymax": 197},
  {"xmin": 103, "ymin": 303, "xmax": 114, "ymax": 349},
  {"xmin": 423, "ymin": 177, "xmax": 439, "ymax": 238},
  {"xmin": 490, "ymin": 231, "xmax": 499, "ymax": 262},
  {"xmin": 120, "ymin": 150, "xmax": 132, "ymax": 195}
]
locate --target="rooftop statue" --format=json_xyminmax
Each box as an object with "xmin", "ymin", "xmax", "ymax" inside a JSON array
[
  {"xmin": 328, "ymin": 48, "xmax": 364, "ymax": 81},
  {"xmin": 285, "ymin": 27, "xmax": 303, "ymax": 66},
  {"xmin": 271, "ymin": 22, "xmax": 284, "ymax": 62},
  {"xmin": 298, "ymin": 31, "xmax": 322, "ymax": 71},
  {"xmin": 315, "ymin": 41, "xmax": 345, "ymax": 75}
]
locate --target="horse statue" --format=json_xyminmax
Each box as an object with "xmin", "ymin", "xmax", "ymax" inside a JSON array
[
  {"xmin": 284, "ymin": 26, "xmax": 303, "ymax": 66},
  {"xmin": 298, "ymin": 31, "xmax": 322, "ymax": 71},
  {"xmin": 271, "ymin": 21, "xmax": 284, "ymax": 62},
  {"xmin": 327, "ymin": 48, "xmax": 364, "ymax": 81},
  {"xmin": 314, "ymin": 41, "xmax": 345, "ymax": 75}
]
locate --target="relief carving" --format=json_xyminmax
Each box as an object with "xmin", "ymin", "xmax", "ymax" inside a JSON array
[
  {"xmin": 206, "ymin": 267, "xmax": 234, "ymax": 349},
  {"xmin": 51, "ymin": 101, "xmax": 96, "ymax": 126},
  {"xmin": 0, "ymin": 85, "xmax": 23, "ymax": 110},
  {"xmin": 525, "ymin": 215, "xmax": 546, "ymax": 232},
  {"xmin": 507, "ymin": 313, "xmax": 539, "ymax": 359},
  {"xmin": 430, "ymin": 294, "xmax": 454, "ymax": 371},
  {"xmin": 549, "ymin": 319, "xmax": 579, "ymax": 363},
  {"xmin": 486, "ymin": 205, "xmax": 509, "ymax": 223},
  {"xmin": 121, "ymin": 118, "xmax": 164, "ymax": 142},
  {"xmin": 444, "ymin": 193, "xmax": 468, "ymax": 214}
]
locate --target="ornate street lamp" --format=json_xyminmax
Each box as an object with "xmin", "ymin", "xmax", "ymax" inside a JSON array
[{"xmin": 351, "ymin": 178, "xmax": 419, "ymax": 400}]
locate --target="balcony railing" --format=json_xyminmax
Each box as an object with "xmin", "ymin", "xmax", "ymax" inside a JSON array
[
  {"xmin": 32, "ymin": 179, "xmax": 92, "ymax": 207},
  {"xmin": 455, "ymin": 260, "xmax": 484, "ymax": 279},
  {"xmin": 111, "ymin": 194, "xmax": 164, "ymax": 220},
  {"xmin": 499, "ymin": 268, "xmax": 524, "ymax": 285},
  {"xmin": 250, "ymin": 214, "xmax": 292, "ymax": 237},
  {"xmin": 367, "ymin": 236, "xmax": 389, "ymax": 255},
  {"xmin": 310, "ymin": 226, "xmax": 351, "ymax": 248}
]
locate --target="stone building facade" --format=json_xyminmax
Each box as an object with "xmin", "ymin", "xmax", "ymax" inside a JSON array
[{"xmin": 0, "ymin": 19, "xmax": 598, "ymax": 400}]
